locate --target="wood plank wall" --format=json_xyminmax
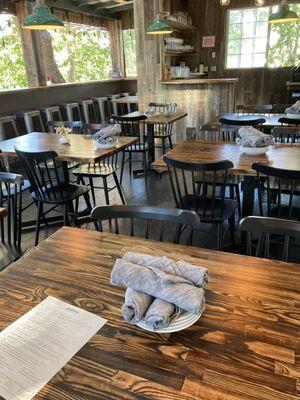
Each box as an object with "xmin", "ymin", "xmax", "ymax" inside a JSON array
[{"xmin": 164, "ymin": 0, "xmax": 299, "ymax": 106}]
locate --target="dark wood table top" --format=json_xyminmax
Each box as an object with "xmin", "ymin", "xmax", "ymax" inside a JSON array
[
  {"xmin": 152, "ymin": 140, "xmax": 300, "ymax": 176},
  {"xmin": 0, "ymin": 132, "xmax": 138, "ymax": 164},
  {"xmin": 123, "ymin": 111, "xmax": 188, "ymax": 125},
  {"xmin": 1, "ymin": 226, "xmax": 300, "ymax": 399},
  {"xmin": 209, "ymin": 113, "xmax": 290, "ymax": 128}
]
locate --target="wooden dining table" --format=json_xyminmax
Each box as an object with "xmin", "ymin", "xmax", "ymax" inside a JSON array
[
  {"xmin": 0, "ymin": 132, "xmax": 138, "ymax": 182},
  {"xmin": 152, "ymin": 140, "xmax": 300, "ymax": 217},
  {"xmin": 0, "ymin": 226, "xmax": 299, "ymax": 399},
  {"xmin": 122, "ymin": 111, "xmax": 188, "ymax": 164}
]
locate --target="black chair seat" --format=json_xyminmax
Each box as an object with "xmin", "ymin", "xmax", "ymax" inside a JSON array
[
  {"xmin": 31, "ymin": 183, "xmax": 90, "ymax": 204},
  {"xmin": 72, "ymin": 163, "xmax": 119, "ymax": 177},
  {"xmin": 181, "ymin": 195, "xmax": 235, "ymax": 223}
]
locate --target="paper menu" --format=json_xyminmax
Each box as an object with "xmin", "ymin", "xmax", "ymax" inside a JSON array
[{"xmin": 0, "ymin": 296, "xmax": 107, "ymax": 400}]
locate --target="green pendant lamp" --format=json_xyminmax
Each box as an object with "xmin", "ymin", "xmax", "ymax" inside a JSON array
[
  {"xmin": 23, "ymin": 0, "xmax": 64, "ymax": 30},
  {"xmin": 268, "ymin": 1, "xmax": 298, "ymax": 24},
  {"xmin": 147, "ymin": 16, "xmax": 173, "ymax": 35}
]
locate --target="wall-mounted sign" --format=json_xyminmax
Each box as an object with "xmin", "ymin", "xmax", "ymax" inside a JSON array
[{"xmin": 202, "ymin": 36, "xmax": 215, "ymax": 48}]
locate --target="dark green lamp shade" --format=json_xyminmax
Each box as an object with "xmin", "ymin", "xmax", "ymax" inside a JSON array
[
  {"xmin": 147, "ymin": 19, "xmax": 173, "ymax": 35},
  {"xmin": 23, "ymin": 5, "xmax": 64, "ymax": 30},
  {"xmin": 268, "ymin": 5, "xmax": 298, "ymax": 24}
]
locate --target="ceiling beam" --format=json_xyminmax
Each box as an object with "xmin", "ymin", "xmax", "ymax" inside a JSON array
[
  {"xmin": 49, "ymin": 0, "xmax": 118, "ymax": 19},
  {"xmin": 96, "ymin": 1, "xmax": 133, "ymax": 12}
]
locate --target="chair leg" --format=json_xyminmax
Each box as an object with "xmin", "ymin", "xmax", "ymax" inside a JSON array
[
  {"xmin": 35, "ymin": 202, "xmax": 43, "ymax": 246},
  {"xmin": 168, "ymin": 135, "xmax": 173, "ymax": 149},
  {"xmin": 162, "ymin": 138, "xmax": 166, "ymax": 155},
  {"xmin": 120, "ymin": 151, "xmax": 125, "ymax": 186},
  {"xmin": 228, "ymin": 214, "xmax": 235, "ymax": 246},
  {"xmin": 217, "ymin": 223, "xmax": 223, "ymax": 251},
  {"xmin": 143, "ymin": 152, "xmax": 148, "ymax": 183},
  {"xmin": 63, "ymin": 203, "xmax": 69, "ymax": 226},
  {"xmin": 83, "ymin": 192, "xmax": 92, "ymax": 213},
  {"xmin": 89, "ymin": 177, "xmax": 96, "ymax": 206},
  {"xmin": 129, "ymin": 152, "xmax": 132, "ymax": 177},
  {"xmin": 235, "ymin": 184, "xmax": 242, "ymax": 219},
  {"xmin": 113, "ymin": 172, "xmax": 125, "ymax": 204},
  {"xmin": 75, "ymin": 175, "xmax": 81, "ymax": 213},
  {"xmin": 103, "ymin": 177, "xmax": 110, "ymax": 205}
]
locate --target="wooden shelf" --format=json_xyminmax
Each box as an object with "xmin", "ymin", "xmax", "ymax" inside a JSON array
[
  {"xmin": 164, "ymin": 51, "xmax": 198, "ymax": 57},
  {"xmin": 164, "ymin": 20, "xmax": 197, "ymax": 32}
]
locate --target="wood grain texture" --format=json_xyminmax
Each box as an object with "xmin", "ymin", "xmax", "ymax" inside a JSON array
[
  {"xmin": 111, "ymin": 96, "xmax": 139, "ymax": 104},
  {"xmin": 123, "ymin": 111, "xmax": 188, "ymax": 125},
  {"xmin": 0, "ymin": 132, "xmax": 138, "ymax": 163},
  {"xmin": 0, "ymin": 226, "xmax": 300, "ymax": 399},
  {"xmin": 152, "ymin": 140, "xmax": 300, "ymax": 175}
]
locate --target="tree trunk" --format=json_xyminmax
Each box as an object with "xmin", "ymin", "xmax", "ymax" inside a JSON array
[{"xmin": 39, "ymin": 31, "xmax": 66, "ymax": 84}]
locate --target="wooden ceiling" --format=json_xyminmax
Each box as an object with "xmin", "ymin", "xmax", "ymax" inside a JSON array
[{"xmin": 48, "ymin": 0, "xmax": 133, "ymax": 19}]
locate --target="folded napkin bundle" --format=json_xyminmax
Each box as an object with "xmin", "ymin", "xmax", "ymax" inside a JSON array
[
  {"xmin": 236, "ymin": 126, "xmax": 273, "ymax": 148},
  {"xmin": 285, "ymin": 100, "xmax": 300, "ymax": 115},
  {"xmin": 93, "ymin": 124, "xmax": 121, "ymax": 145},
  {"xmin": 111, "ymin": 252, "xmax": 209, "ymax": 331}
]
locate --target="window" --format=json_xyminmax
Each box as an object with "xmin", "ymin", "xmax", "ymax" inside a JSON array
[
  {"xmin": 123, "ymin": 29, "xmax": 137, "ymax": 76},
  {"xmin": 0, "ymin": 13, "xmax": 27, "ymax": 89},
  {"xmin": 226, "ymin": 4, "xmax": 300, "ymax": 69},
  {"xmin": 51, "ymin": 23, "xmax": 111, "ymax": 82}
]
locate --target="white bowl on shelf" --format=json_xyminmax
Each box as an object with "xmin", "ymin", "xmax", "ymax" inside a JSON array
[
  {"xmin": 239, "ymin": 146, "xmax": 270, "ymax": 155},
  {"xmin": 286, "ymin": 113, "xmax": 300, "ymax": 120}
]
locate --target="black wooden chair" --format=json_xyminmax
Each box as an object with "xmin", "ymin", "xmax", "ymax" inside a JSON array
[
  {"xmin": 111, "ymin": 115, "xmax": 148, "ymax": 183},
  {"xmin": 163, "ymin": 156, "xmax": 236, "ymax": 250},
  {"xmin": 240, "ymin": 216, "xmax": 300, "ymax": 262},
  {"xmin": 91, "ymin": 204, "xmax": 200, "ymax": 245},
  {"xmin": 219, "ymin": 116, "xmax": 266, "ymax": 127},
  {"xmin": 47, "ymin": 120, "xmax": 83, "ymax": 134},
  {"xmin": 271, "ymin": 126, "xmax": 300, "ymax": 143},
  {"xmin": 15, "ymin": 149, "xmax": 92, "ymax": 246},
  {"xmin": 148, "ymin": 102, "xmax": 177, "ymax": 154},
  {"xmin": 278, "ymin": 117, "xmax": 300, "ymax": 126},
  {"xmin": 0, "ymin": 172, "xmax": 24, "ymax": 265},
  {"xmin": 72, "ymin": 124, "xmax": 125, "ymax": 206},
  {"xmin": 252, "ymin": 162, "xmax": 300, "ymax": 220}
]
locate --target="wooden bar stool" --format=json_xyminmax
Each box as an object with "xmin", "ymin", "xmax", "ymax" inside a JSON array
[
  {"xmin": 13, "ymin": 111, "xmax": 45, "ymax": 134},
  {"xmin": 59, "ymin": 103, "xmax": 82, "ymax": 121},
  {"xmin": 79, "ymin": 100, "xmax": 97, "ymax": 123},
  {"xmin": 0, "ymin": 116, "xmax": 19, "ymax": 140},
  {"xmin": 92, "ymin": 97, "xmax": 109, "ymax": 123}
]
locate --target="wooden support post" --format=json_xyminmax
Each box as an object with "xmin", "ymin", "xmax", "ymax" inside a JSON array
[
  {"xmin": 133, "ymin": 0, "xmax": 164, "ymax": 110},
  {"xmin": 108, "ymin": 19, "xmax": 125, "ymax": 78},
  {"xmin": 15, "ymin": 1, "xmax": 65, "ymax": 87}
]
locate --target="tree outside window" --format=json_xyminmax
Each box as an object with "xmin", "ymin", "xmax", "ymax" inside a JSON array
[
  {"xmin": 226, "ymin": 4, "xmax": 300, "ymax": 69},
  {"xmin": 0, "ymin": 13, "xmax": 27, "ymax": 89},
  {"xmin": 123, "ymin": 29, "xmax": 137, "ymax": 76}
]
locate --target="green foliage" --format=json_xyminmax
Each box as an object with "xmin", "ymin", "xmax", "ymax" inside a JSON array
[
  {"xmin": 267, "ymin": 4, "xmax": 300, "ymax": 67},
  {"xmin": 50, "ymin": 24, "xmax": 111, "ymax": 82},
  {"xmin": 0, "ymin": 14, "xmax": 27, "ymax": 90},
  {"xmin": 123, "ymin": 29, "xmax": 136, "ymax": 76}
]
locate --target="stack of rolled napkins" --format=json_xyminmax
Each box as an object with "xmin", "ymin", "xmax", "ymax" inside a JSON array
[
  {"xmin": 93, "ymin": 124, "xmax": 121, "ymax": 145},
  {"xmin": 236, "ymin": 126, "xmax": 273, "ymax": 148},
  {"xmin": 285, "ymin": 101, "xmax": 300, "ymax": 115},
  {"xmin": 110, "ymin": 252, "xmax": 210, "ymax": 331}
]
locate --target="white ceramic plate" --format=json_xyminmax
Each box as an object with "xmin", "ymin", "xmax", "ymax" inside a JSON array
[
  {"xmin": 240, "ymin": 146, "xmax": 270, "ymax": 155},
  {"xmin": 136, "ymin": 308, "xmax": 204, "ymax": 333},
  {"xmin": 287, "ymin": 113, "xmax": 300, "ymax": 120},
  {"xmin": 94, "ymin": 140, "xmax": 118, "ymax": 150}
]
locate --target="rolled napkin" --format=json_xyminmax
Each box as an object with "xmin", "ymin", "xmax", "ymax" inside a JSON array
[
  {"xmin": 285, "ymin": 100, "xmax": 300, "ymax": 114},
  {"xmin": 111, "ymin": 259, "xmax": 204, "ymax": 314},
  {"xmin": 122, "ymin": 252, "xmax": 209, "ymax": 288},
  {"xmin": 236, "ymin": 126, "xmax": 273, "ymax": 148},
  {"xmin": 122, "ymin": 288, "xmax": 153, "ymax": 324},
  {"xmin": 144, "ymin": 298, "xmax": 181, "ymax": 330}
]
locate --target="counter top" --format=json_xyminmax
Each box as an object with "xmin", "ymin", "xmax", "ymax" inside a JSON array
[{"xmin": 159, "ymin": 78, "xmax": 239, "ymax": 85}]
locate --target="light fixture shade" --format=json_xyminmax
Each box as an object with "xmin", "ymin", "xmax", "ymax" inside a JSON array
[
  {"xmin": 23, "ymin": 4, "xmax": 64, "ymax": 30},
  {"xmin": 255, "ymin": 0, "xmax": 265, "ymax": 6},
  {"xmin": 268, "ymin": 5, "xmax": 298, "ymax": 23},
  {"xmin": 220, "ymin": 0, "xmax": 231, "ymax": 6},
  {"xmin": 147, "ymin": 19, "xmax": 173, "ymax": 35}
]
